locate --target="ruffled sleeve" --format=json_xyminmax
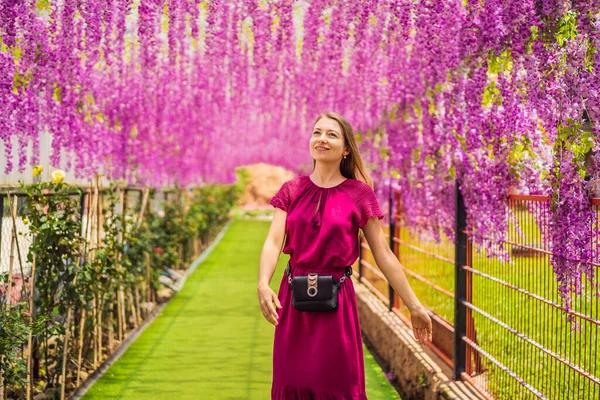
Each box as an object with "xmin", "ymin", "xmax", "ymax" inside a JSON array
[
  {"xmin": 355, "ymin": 183, "xmax": 384, "ymax": 228},
  {"xmin": 269, "ymin": 181, "xmax": 291, "ymax": 212}
]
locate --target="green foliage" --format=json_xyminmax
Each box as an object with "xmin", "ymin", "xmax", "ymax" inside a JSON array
[
  {"xmin": 0, "ymin": 301, "xmax": 30, "ymax": 388},
  {"xmin": 555, "ymin": 11, "xmax": 578, "ymax": 47},
  {"xmin": 146, "ymin": 192, "xmax": 188, "ymax": 272},
  {"xmin": 508, "ymin": 135, "xmax": 538, "ymax": 180},
  {"xmin": 17, "ymin": 177, "xmax": 85, "ymax": 389},
  {"xmin": 482, "ymin": 81, "xmax": 503, "ymax": 108},
  {"xmin": 0, "ymin": 281, "xmax": 48, "ymax": 391},
  {"xmin": 553, "ymin": 119, "xmax": 595, "ymax": 182},
  {"xmin": 87, "ymin": 183, "xmax": 129, "ymax": 308},
  {"xmin": 20, "ymin": 179, "xmax": 85, "ymax": 313},
  {"xmin": 488, "ymin": 49, "xmax": 512, "ymax": 75},
  {"xmin": 5, "ymin": 173, "xmax": 238, "ymax": 398},
  {"xmin": 417, "ymin": 373, "xmax": 429, "ymax": 388}
]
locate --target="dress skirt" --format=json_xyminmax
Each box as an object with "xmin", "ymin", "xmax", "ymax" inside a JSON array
[{"xmin": 271, "ymin": 264, "xmax": 367, "ymax": 399}]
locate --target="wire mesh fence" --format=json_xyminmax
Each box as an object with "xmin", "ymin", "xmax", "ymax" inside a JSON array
[
  {"xmin": 358, "ymin": 184, "xmax": 600, "ymax": 399},
  {"xmin": 1, "ymin": 194, "xmax": 34, "ymax": 277},
  {"xmin": 461, "ymin": 194, "xmax": 600, "ymax": 399}
]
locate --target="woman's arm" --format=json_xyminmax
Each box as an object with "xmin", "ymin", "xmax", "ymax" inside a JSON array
[
  {"xmin": 361, "ymin": 217, "xmax": 433, "ymax": 344},
  {"xmin": 258, "ymin": 208, "xmax": 287, "ymax": 287},
  {"xmin": 257, "ymin": 208, "xmax": 287, "ymax": 326},
  {"xmin": 361, "ymin": 217, "xmax": 422, "ymax": 311}
]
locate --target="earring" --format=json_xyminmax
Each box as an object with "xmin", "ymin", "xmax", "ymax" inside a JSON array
[{"xmin": 343, "ymin": 155, "xmax": 347, "ymax": 159}]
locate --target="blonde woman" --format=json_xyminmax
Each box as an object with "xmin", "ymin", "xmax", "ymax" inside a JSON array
[{"xmin": 258, "ymin": 112, "xmax": 433, "ymax": 399}]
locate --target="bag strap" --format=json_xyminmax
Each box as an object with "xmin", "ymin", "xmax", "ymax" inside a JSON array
[{"xmin": 286, "ymin": 261, "xmax": 352, "ymax": 287}]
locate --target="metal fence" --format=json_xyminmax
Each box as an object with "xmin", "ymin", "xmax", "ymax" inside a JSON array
[
  {"xmin": 358, "ymin": 182, "xmax": 600, "ymax": 399},
  {"xmin": 1, "ymin": 195, "xmax": 33, "ymax": 276}
]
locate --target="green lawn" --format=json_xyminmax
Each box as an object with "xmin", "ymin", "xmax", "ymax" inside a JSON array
[{"xmin": 83, "ymin": 218, "xmax": 400, "ymax": 399}]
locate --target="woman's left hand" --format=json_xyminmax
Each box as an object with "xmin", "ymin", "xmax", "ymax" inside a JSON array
[{"xmin": 410, "ymin": 306, "xmax": 433, "ymax": 345}]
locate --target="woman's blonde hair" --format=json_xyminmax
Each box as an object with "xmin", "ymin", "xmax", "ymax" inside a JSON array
[{"xmin": 312, "ymin": 112, "xmax": 375, "ymax": 189}]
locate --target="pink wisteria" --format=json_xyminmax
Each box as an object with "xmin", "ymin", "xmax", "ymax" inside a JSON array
[{"xmin": 1, "ymin": 0, "xmax": 600, "ymax": 307}]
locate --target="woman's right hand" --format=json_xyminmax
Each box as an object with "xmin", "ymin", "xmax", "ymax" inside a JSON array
[
  {"xmin": 257, "ymin": 283, "xmax": 282, "ymax": 326},
  {"xmin": 410, "ymin": 306, "xmax": 433, "ymax": 345}
]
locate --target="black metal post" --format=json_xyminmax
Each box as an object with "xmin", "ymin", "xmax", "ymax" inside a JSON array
[
  {"xmin": 387, "ymin": 180, "xmax": 395, "ymax": 311},
  {"xmin": 454, "ymin": 180, "xmax": 467, "ymax": 380}
]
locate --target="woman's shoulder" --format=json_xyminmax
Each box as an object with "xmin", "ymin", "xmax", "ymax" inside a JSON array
[
  {"xmin": 270, "ymin": 175, "xmax": 309, "ymax": 212},
  {"xmin": 344, "ymin": 179, "xmax": 384, "ymax": 227},
  {"xmin": 282, "ymin": 174, "xmax": 307, "ymax": 188},
  {"xmin": 280, "ymin": 174, "xmax": 309, "ymax": 199},
  {"xmin": 343, "ymin": 178, "xmax": 375, "ymax": 195},
  {"xmin": 342, "ymin": 179, "xmax": 381, "ymax": 208}
]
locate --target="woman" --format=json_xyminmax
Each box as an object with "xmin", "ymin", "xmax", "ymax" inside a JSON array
[{"xmin": 257, "ymin": 112, "xmax": 433, "ymax": 399}]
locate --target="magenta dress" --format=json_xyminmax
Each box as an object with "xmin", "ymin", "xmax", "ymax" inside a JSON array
[{"xmin": 269, "ymin": 174, "xmax": 384, "ymax": 400}]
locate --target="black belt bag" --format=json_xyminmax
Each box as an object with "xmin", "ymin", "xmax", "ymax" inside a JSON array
[{"xmin": 285, "ymin": 261, "xmax": 353, "ymax": 312}]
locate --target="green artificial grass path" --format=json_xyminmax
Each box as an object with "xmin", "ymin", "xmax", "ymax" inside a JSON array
[{"xmin": 83, "ymin": 218, "xmax": 400, "ymax": 400}]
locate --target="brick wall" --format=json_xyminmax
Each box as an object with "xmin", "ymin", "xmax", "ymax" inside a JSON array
[{"xmin": 354, "ymin": 278, "xmax": 485, "ymax": 400}]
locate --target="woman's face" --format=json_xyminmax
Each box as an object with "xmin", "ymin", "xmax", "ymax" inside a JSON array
[{"xmin": 310, "ymin": 117, "xmax": 349, "ymax": 162}]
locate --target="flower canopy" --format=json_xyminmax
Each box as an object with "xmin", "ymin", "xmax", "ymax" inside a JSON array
[{"xmin": 2, "ymin": 0, "xmax": 600, "ymax": 306}]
